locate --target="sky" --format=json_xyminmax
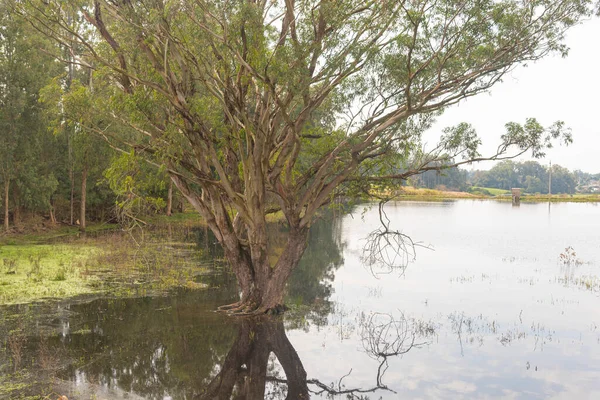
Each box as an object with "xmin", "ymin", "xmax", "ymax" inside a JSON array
[{"xmin": 424, "ymin": 17, "xmax": 600, "ymax": 173}]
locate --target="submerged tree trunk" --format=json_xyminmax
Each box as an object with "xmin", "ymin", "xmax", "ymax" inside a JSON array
[
  {"xmin": 166, "ymin": 179, "xmax": 172, "ymax": 216},
  {"xmin": 213, "ymin": 225, "xmax": 308, "ymax": 315},
  {"xmin": 199, "ymin": 318, "xmax": 308, "ymax": 399},
  {"xmin": 80, "ymin": 164, "xmax": 87, "ymax": 233},
  {"xmin": 173, "ymin": 175, "xmax": 310, "ymax": 315},
  {"xmin": 3, "ymin": 178, "xmax": 9, "ymax": 232}
]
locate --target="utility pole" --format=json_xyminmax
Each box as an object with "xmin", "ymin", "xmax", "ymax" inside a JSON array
[{"xmin": 549, "ymin": 160, "xmax": 552, "ymax": 196}]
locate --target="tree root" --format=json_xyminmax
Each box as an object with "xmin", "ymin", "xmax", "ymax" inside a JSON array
[
  {"xmin": 216, "ymin": 302, "xmax": 289, "ymax": 316},
  {"xmin": 217, "ymin": 302, "xmax": 243, "ymax": 311}
]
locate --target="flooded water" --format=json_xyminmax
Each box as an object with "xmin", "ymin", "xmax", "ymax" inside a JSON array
[{"xmin": 1, "ymin": 200, "xmax": 599, "ymax": 399}]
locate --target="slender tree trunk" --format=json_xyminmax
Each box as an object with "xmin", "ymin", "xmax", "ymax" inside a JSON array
[
  {"xmin": 49, "ymin": 200, "xmax": 56, "ymax": 224},
  {"xmin": 66, "ymin": 31, "xmax": 75, "ymax": 226},
  {"xmin": 13, "ymin": 205, "xmax": 20, "ymax": 227},
  {"xmin": 3, "ymin": 178, "xmax": 9, "ymax": 233},
  {"xmin": 12, "ymin": 186, "xmax": 20, "ymax": 228},
  {"xmin": 80, "ymin": 164, "xmax": 87, "ymax": 233},
  {"xmin": 69, "ymin": 160, "xmax": 74, "ymax": 225},
  {"xmin": 166, "ymin": 179, "xmax": 173, "ymax": 216}
]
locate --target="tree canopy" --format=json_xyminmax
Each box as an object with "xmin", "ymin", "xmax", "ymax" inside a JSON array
[{"xmin": 14, "ymin": 0, "xmax": 594, "ymax": 313}]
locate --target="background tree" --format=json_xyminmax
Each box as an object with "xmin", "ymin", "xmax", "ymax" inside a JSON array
[
  {"xmin": 17, "ymin": 0, "xmax": 591, "ymax": 313},
  {"xmin": 516, "ymin": 160, "xmax": 548, "ymax": 193},
  {"xmin": 410, "ymin": 158, "xmax": 468, "ymax": 191},
  {"xmin": 471, "ymin": 160, "xmax": 577, "ymax": 194},
  {"xmin": 475, "ymin": 160, "xmax": 519, "ymax": 190},
  {"xmin": 550, "ymin": 164, "xmax": 577, "ymax": 194},
  {"xmin": 104, "ymin": 151, "xmax": 171, "ymax": 228},
  {"xmin": 0, "ymin": 4, "xmax": 62, "ymax": 231}
]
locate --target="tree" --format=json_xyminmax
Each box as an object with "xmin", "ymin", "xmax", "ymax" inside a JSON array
[
  {"xmin": 104, "ymin": 151, "xmax": 171, "ymax": 227},
  {"xmin": 476, "ymin": 160, "xmax": 519, "ymax": 190},
  {"xmin": 550, "ymin": 164, "xmax": 576, "ymax": 194},
  {"xmin": 517, "ymin": 160, "xmax": 548, "ymax": 193},
  {"xmin": 0, "ymin": 3, "xmax": 61, "ymax": 231},
  {"xmin": 17, "ymin": 0, "xmax": 591, "ymax": 313},
  {"xmin": 411, "ymin": 158, "xmax": 468, "ymax": 191}
]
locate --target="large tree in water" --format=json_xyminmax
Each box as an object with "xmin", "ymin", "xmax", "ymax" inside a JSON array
[{"xmin": 18, "ymin": 0, "xmax": 591, "ymax": 314}]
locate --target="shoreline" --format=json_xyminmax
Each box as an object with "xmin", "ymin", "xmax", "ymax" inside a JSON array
[{"xmin": 379, "ymin": 187, "xmax": 600, "ymax": 203}]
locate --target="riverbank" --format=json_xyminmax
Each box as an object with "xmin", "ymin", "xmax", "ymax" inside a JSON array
[{"xmin": 388, "ymin": 186, "xmax": 600, "ymax": 202}]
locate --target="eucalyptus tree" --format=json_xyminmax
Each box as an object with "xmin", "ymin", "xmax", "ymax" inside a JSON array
[
  {"xmin": 17, "ymin": 0, "xmax": 592, "ymax": 313},
  {"xmin": 0, "ymin": 2, "xmax": 61, "ymax": 231}
]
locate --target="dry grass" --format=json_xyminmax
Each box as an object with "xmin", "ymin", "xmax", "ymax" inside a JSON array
[{"xmin": 377, "ymin": 186, "xmax": 483, "ymax": 200}]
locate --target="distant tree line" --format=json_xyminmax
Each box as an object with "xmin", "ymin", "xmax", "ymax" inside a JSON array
[{"xmin": 411, "ymin": 159, "xmax": 598, "ymax": 195}]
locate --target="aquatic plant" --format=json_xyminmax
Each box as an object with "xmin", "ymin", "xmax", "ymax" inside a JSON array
[{"xmin": 559, "ymin": 246, "xmax": 584, "ymax": 266}]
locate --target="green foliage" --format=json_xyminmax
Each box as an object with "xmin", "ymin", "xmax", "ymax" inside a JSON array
[
  {"xmin": 104, "ymin": 152, "xmax": 169, "ymax": 227},
  {"xmin": 472, "ymin": 160, "xmax": 577, "ymax": 194},
  {"xmin": 0, "ymin": 6, "xmax": 63, "ymax": 220}
]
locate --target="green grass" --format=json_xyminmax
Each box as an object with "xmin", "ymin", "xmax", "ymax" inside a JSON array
[
  {"xmin": 0, "ymin": 222, "xmax": 118, "ymax": 246},
  {"xmin": 520, "ymin": 193, "xmax": 600, "ymax": 203},
  {"xmin": 0, "ymin": 223, "xmax": 215, "ymax": 305},
  {"xmin": 146, "ymin": 210, "xmax": 204, "ymax": 225},
  {"xmin": 0, "ymin": 244, "xmax": 102, "ymax": 304}
]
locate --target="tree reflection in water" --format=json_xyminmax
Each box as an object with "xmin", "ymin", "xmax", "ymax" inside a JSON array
[
  {"xmin": 199, "ymin": 312, "xmax": 434, "ymax": 399},
  {"xmin": 0, "ymin": 216, "xmax": 434, "ymax": 399},
  {"xmin": 199, "ymin": 317, "xmax": 309, "ymax": 399}
]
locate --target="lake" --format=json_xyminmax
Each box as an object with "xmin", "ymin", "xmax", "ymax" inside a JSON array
[{"xmin": 1, "ymin": 200, "xmax": 599, "ymax": 399}]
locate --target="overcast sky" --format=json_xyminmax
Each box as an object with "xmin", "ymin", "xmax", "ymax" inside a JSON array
[{"xmin": 425, "ymin": 17, "xmax": 600, "ymax": 173}]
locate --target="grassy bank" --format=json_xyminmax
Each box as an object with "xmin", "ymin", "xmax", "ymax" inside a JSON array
[
  {"xmin": 0, "ymin": 223, "xmax": 215, "ymax": 305},
  {"xmin": 517, "ymin": 193, "xmax": 600, "ymax": 202},
  {"xmin": 387, "ymin": 186, "xmax": 600, "ymax": 203},
  {"xmin": 389, "ymin": 186, "xmax": 485, "ymax": 201},
  {"xmin": 0, "ymin": 244, "xmax": 102, "ymax": 304}
]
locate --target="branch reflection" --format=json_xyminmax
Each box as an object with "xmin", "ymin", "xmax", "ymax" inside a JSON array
[{"xmin": 198, "ymin": 311, "xmax": 435, "ymax": 399}]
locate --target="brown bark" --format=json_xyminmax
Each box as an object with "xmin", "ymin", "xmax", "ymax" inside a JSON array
[
  {"xmin": 80, "ymin": 164, "xmax": 87, "ymax": 233},
  {"xmin": 69, "ymin": 160, "xmax": 74, "ymax": 225},
  {"xmin": 261, "ymin": 227, "xmax": 310, "ymax": 311},
  {"xmin": 13, "ymin": 205, "xmax": 20, "ymax": 227},
  {"xmin": 166, "ymin": 179, "xmax": 173, "ymax": 216},
  {"xmin": 172, "ymin": 174, "xmax": 309, "ymax": 315},
  {"xmin": 12, "ymin": 185, "xmax": 20, "ymax": 228},
  {"xmin": 3, "ymin": 178, "xmax": 9, "ymax": 232},
  {"xmin": 49, "ymin": 201, "xmax": 57, "ymax": 224}
]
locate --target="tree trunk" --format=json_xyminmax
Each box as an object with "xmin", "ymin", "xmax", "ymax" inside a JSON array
[
  {"xmin": 80, "ymin": 164, "xmax": 87, "ymax": 233},
  {"xmin": 49, "ymin": 201, "xmax": 57, "ymax": 224},
  {"xmin": 166, "ymin": 179, "xmax": 173, "ymax": 216},
  {"xmin": 217, "ymin": 226, "xmax": 309, "ymax": 314},
  {"xmin": 172, "ymin": 175, "xmax": 310, "ymax": 315},
  {"xmin": 3, "ymin": 178, "xmax": 9, "ymax": 233},
  {"xmin": 12, "ymin": 185, "xmax": 20, "ymax": 228},
  {"xmin": 69, "ymin": 142, "xmax": 74, "ymax": 226},
  {"xmin": 13, "ymin": 205, "xmax": 20, "ymax": 227}
]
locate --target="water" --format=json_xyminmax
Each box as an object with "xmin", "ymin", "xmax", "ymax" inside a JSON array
[{"xmin": 1, "ymin": 200, "xmax": 599, "ymax": 399}]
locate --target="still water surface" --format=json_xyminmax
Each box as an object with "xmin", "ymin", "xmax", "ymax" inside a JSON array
[{"xmin": 1, "ymin": 200, "xmax": 599, "ymax": 399}]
